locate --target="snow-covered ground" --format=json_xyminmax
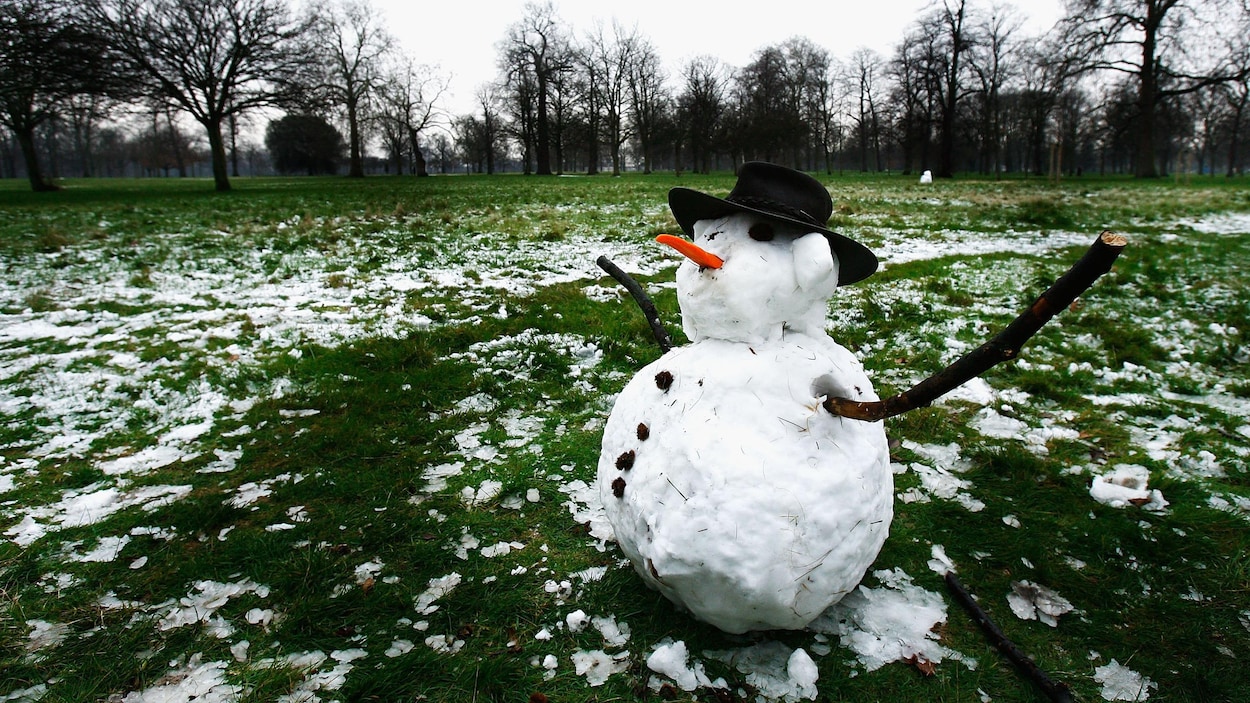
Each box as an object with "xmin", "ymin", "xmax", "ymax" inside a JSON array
[{"xmin": 3, "ymin": 206, "xmax": 1247, "ymax": 701}]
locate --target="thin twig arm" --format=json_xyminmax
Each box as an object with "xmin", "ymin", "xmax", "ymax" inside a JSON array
[
  {"xmin": 825, "ymin": 231, "xmax": 1128, "ymax": 421},
  {"xmin": 596, "ymin": 256, "xmax": 674, "ymax": 354}
]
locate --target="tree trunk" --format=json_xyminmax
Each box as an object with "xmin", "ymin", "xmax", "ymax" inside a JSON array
[
  {"xmin": 16, "ymin": 125, "xmax": 56, "ymax": 192},
  {"xmin": 408, "ymin": 127, "xmax": 428, "ymax": 176},
  {"xmin": 1134, "ymin": 4, "xmax": 1162, "ymax": 178},
  {"xmin": 206, "ymin": 119, "xmax": 231, "ymax": 192},
  {"xmin": 229, "ymin": 114, "xmax": 241, "ymax": 178},
  {"xmin": 1227, "ymin": 90, "xmax": 1247, "ymax": 177},
  {"xmin": 536, "ymin": 74, "xmax": 553, "ymax": 175},
  {"xmin": 347, "ymin": 97, "xmax": 364, "ymax": 178}
]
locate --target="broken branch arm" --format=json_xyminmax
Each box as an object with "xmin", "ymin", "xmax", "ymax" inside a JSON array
[
  {"xmin": 824, "ymin": 231, "xmax": 1127, "ymax": 421},
  {"xmin": 596, "ymin": 255, "xmax": 674, "ymax": 354}
]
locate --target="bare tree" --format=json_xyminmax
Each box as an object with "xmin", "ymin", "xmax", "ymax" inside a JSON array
[
  {"xmin": 676, "ymin": 56, "xmax": 727, "ymax": 174},
  {"xmin": 0, "ymin": 0, "xmax": 126, "ymax": 190},
  {"xmin": 1060, "ymin": 0, "xmax": 1250, "ymax": 177},
  {"xmin": 967, "ymin": 4, "xmax": 1022, "ymax": 175},
  {"xmin": 501, "ymin": 1, "xmax": 573, "ymax": 175},
  {"xmin": 848, "ymin": 48, "xmax": 886, "ymax": 172},
  {"xmin": 1222, "ymin": 70, "xmax": 1250, "ymax": 175},
  {"xmin": 85, "ymin": 0, "xmax": 316, "ymax": 191},
  {"xmin": 377, "ymin": 56, "xmax": 448, "ymax": 176},
  {"xmin": 812, "ymin": 57, "xmax": 845, "ymax": 174},
  {"xmin": 626, "ymin": 32, "xmax": 666, "ymax": 173},
  {"xmin": 582, "ymin": 21, "xmax": 636, "ymax": 176},
  {"xmin": 312, "ymin": 0, "xmax": 392, "ymax": 178},
  {"xmin": 735, "ymin": 45, "xmax": 805, "ymax": 164},
  {"xmin": 889, "ymin": 30, "xmax": 938, "ymax": 175},
  {"xmin": 925, "ymin": 0, "xmax": 979, "ymax": 178}
]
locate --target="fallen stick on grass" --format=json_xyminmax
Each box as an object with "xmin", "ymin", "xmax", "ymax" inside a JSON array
[
  {"xmin": 824, "ymin": 231, "xmax": 1128, "ymax": 421},
  {"xmin": 945, "ymin": 572, "xmax": 1074, "ymax": 703}
]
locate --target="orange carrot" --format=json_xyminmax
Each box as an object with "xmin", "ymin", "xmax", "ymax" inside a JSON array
[{"xmin": 655, "ymin": 234, "xmax": 724, "ymax": 269}]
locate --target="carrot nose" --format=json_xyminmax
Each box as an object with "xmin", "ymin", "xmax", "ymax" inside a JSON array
[{"xmin": 656, "ymin": 234, "xmax": 724, "ymax": 269}]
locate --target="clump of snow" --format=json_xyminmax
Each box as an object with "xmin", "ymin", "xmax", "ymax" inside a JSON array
[
  {"xmin": 385, "ymin": 639, "xmax": 414, "ymax": 657},
  {"xmin": 122, "ymin": 655, "xmax": 241, "ymax": 703},
  {"xmin": 156, "ymin": 579, "xmax": 270, "ymax": 634},
  {"xmin": 938, "ymin": 377, "xmax": 995, "ymax": 406},
  {"xmin": 565, "ymin": 609, "xmax": 590, "ymax": 633},
  {"xmin": 647, "ymin": 639, "xmax": 724, "ymax": 692},
  {"xmin": 425, "ymin": 634, "xmax": 466, "ymax": 654},
  {"xmin": 571, "ymin": 649, "xmax": 630, "ymax": 687},
  {"xmin": 811, "ymin": 568, "xmax": 971, "ymax": 673},
  {"xmin": 927, "ymin": 544, "xmax": 956, "ymax": 575},
  {"xmin": 558, "ymin": 479, "xmax": 613, "ymax": 547},
  {"xmin": 1090, "ymin": 465, "xmax": 1168, "ymax": 512},
  {"xmin": 1007, "ymin": 581, "xmax": 1074, "ymax": 627},
  {"xmin": 353, "ymin": 559, "xmax": 384, "ymax": 584},
  {"xmin": 414, "ymin": 572, "xmax": 461, "ymax": 615},
  {"xmin": 460, "ymin": 479, "xmax": 503, "ymax": 507},
  {"xmin": 706, "ymin": 641, "xmax": 819, "ymax": 702},
  {"xmin": 1094, "ymin": 659, "xmax": 1157, "ymax": 701},
  {"xmin": 592, "ymin": 615, "xmax": 631, "ymax": 647}
]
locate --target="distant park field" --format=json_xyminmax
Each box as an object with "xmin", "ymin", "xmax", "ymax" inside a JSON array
[{"xmin": 1, "ymin": 172, "xmax": 1248, "ymax": 702}]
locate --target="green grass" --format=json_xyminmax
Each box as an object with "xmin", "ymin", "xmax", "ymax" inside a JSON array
[{"xmin": 1, "ymin": 172, "xmax": 1249, "ymax": 702}]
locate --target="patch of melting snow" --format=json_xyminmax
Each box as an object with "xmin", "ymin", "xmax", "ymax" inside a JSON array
[
  {"xmin": 571, "ymin": 649, "xmax": 630, "ymax": 687},
  {"xmin": 647, "ymin": 638, "xmax": 727, "ymax": 693},
  {"xmin": 66, "ymin": 535, "xmax": 131, "ymax": 563},
  {"xmin": 1007, "ymin": 581, "xmax": 1075, "ymax": 627},
  {"xmin": 156, "ymin": 579, "xmax": 271, "ymax": 634},
  {"xmin": 1094, "ymin": 659, "xmax": 1157, "ymax": 701},
  {"xmin": 24, "ymin": 619, "xmax": 70, "ymax": 659},
  {"xmin": 0, "ymin": 684, "xmax": 48, "ymax": 703},
  {"xmin": 706, "ymin": 642, "xmax": 819, "ymax": 702},
  {"xmin": 120, "ymin": 654, "xmax": 241, "ymax": 703},
  {"xmin": 270, "ymin": 649, "xmax": 367, "ymax": 703},
  {"xmin": 894, "ymin": 462, "xmax": 985, "ymax": 512},
  {"xmin": 1089, "ymin": 465, "xmax": 1168, "ymax": 512},
  {"xmin": 810, "ymin": 567, "xmax": 973, "ymax": 674},
  {"xmin": 5, "ymin": 483, "xmax": 193, "ymax": 547},
  {"xmin": 878, "ymin": 228, "xmax": 1095, "ymax": 266},
  {"xmin": 414, "ymin": 572, "xmax": 462, "ymax": 615},
  {"xmin": 226, "ymin": 472, "xmax": 304, "ymax": 509}
]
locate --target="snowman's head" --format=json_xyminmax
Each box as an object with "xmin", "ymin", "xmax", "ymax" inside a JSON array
[
  {"xmin": 667, "ymin": 162, "xmax": 878, "ymax": 287},
  {"xmin": 660, "ymin": 212, "xmax": 841, "ymax": 343}
]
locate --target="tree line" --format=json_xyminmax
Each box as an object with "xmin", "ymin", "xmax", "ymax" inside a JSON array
[{"xmin": 3, "ymin": 0, "xmax": 1249, "ymax": 192}]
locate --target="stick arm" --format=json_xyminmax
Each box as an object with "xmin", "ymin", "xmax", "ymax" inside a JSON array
[
  {"xmin": 596, "ymin": 255, "xmax": 674, "ymax": 354},
  {"xmin": 824, "ymin": 231, "xmax": 1128, "ymax": 422}
]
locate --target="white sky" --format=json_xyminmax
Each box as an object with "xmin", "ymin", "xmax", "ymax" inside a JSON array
[{"xmin": 371, "ymin": 0, "xmax": 1067, "ymax": 117}]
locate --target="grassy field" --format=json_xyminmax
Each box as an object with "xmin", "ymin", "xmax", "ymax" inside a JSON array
[{"xmin": 0, "ymin": 172, "xmax": 1248, "ymax": 702}]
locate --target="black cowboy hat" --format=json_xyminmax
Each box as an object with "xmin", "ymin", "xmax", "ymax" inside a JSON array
[{"xmin": 668, "ymin": 161, "xmax": 878, "ymax": 286}]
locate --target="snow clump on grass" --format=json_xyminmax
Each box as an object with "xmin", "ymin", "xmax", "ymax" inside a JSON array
[
  {"xmin": 1089, "ymin": 465, "xmax": 1168, "ymax": 512},
  {"xmin": 1094, "ymin": 659, "xmax": 1157, "ymax": 701},
  {"xmin": 1007, "ymin": 580, "xmax": 1075, "ymax": 627},
  {"xmin": 810, "ymin": 568, "xmax": 972, "ymax": 673},
  {"xmin": 646, "ymin": 638, "xmax": 727, "ymax": 693}
]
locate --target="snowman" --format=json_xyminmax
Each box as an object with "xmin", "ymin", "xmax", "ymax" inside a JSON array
[{"xmin": 598, "ymin": 162, "xmax": 891, "ymax": 634}]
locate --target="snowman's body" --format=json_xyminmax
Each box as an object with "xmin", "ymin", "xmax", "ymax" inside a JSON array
[{"xmin": 598, "ymin": 212, "xmax": 892, "ymax": 634}]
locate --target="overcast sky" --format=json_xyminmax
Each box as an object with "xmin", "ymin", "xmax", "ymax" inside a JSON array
[{"xmin": 369, "ymin": 0, "xmax": 1067, "ymax": 117}]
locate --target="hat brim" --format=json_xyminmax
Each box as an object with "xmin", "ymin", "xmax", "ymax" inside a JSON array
[{"xmin": 669, "ymin": 187, "xmax": 878, "ymax": 286}]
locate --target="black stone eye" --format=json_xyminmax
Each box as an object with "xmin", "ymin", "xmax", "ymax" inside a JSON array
[{"xmin": 749, "ymin": 223, "xmax": 775, "ymax": 241}]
